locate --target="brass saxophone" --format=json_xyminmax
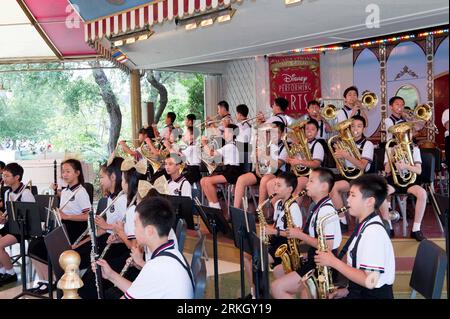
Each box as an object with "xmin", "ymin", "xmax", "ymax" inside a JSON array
[
  {"xmin": 256, "ymin": 193, "xmax": 277, "ymax": 245},
  {"xmin": 302, "ymin": 206, "xmax": 348, "ymax": 299},
  {"xmin": 274, "ymin": 190, "xmax": 306, "ymax": 273}
]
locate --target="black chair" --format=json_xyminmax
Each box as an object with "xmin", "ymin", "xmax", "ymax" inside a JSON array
[
  {"xmin": 410, "ymin": 239, "xmax": 447, "ymax": 299},
  {"xmin": 83, "ymin": 182, "xmax": 94, "ymax": 205},
  {"xmin": 192, "ymin": 257, "xmax": 207, "ymax": 299},
  {"xmin": 175, "ymin": 218, "xmax": 187, "ymax": 254},
  {"xmin": 373, "ymin": 146, "xmax": 386, "ymax": 174},
  {"xmin": 191, "ymin": 234, "xmax": 205, "ymax": 270}
]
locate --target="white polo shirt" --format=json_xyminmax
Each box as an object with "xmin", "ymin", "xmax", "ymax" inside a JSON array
[
  {"xmin": 344, "ymin": 137, "xmax": 374, "ymax": 172},
  {"xmin": 60, "ymin": 184, "xmax": 91, "ymax": 215},
  {"xmin": 159, "ymin": 125, "xmax": 173, "ymax": 141},
  {"xmin": 346, "ymin": 215, "xmax": 395, "ymax": 287},
  {"xmin": 316, "ymin": 120, "xmax": 329, "ymax": 140},
  {"xmin": 294, "ymin": 139, "xmax": 324, "ymax": 163},
  {"xmin": 126, "ymin": 240, "xmax": 194, "ymax": 299},
  {"xmin": 181, "ymin": 144, "xmax": 201, "ymax": 166},
  {"xmin": 4, "ymin": 183, "xmax": 35, "ymax": 204},
  {"xmin": 216, "ymin": 142, "xmax": 239, "ymax": 166},
  {"xmin": 384, "ymin": 114, "xmax": 407, "ymax": 141},
  {"xmin": 306, "ymin": 196, "xmax": 342, "ymax": 250},
  {"xmin": 106, "ymin": 192, "xmax": 128, "ymax": 234},
  {"xmin": 337, "ymin": 105, "xmax": 361, "ymax": 123},
  {"xmin": 144, "ymin": 229, "xmax": 179, "ymax": 262},
  {"xmin": 266, "ymin": 113, "xmax": 291, "ymax": 131},
  {"xmin": 124, "ymin": 205, "xmax": 136, "ymax": 239},
  {"xmin": 236, "ymin": 121, "xmax": 252, "ymax": 144},
  {"xmin": 168, "ymin": 175, "xmax": 192, "ymax": 198},
  {"xmin": 273, "ymin": 198, "xmax": 303, "ymax": 230}
]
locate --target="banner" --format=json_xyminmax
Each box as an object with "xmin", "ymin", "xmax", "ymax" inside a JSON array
[{"xmin": 269, "ymin": 54, "xmax": 321, "ymax": 117}]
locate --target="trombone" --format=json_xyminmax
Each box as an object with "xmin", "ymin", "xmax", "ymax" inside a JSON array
[{"xmin": 195, "ymin": 114, "xmax": 222, "ymax": 128}]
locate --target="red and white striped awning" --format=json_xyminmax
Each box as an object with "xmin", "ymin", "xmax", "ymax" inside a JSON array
[{"xmin": 84, "ymin": 0, "xmax": 241, "ymax": 42}]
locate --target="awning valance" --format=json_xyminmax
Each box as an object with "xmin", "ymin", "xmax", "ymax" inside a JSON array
[{"xmin": 84, "ymin": 0, "xmax": 238, "ymax": 42}]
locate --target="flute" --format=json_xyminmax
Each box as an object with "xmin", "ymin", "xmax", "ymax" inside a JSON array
[
  {"xmin": 119, "ymin": 257, "xmax": 133, "ymax": 278},
  {"xmin": 72, "ymin": 190, "xmax": 125, "ymax": 247},
  {"xmin": 88, "ymin": 208, "xmax": 104, "ymax": 299}
]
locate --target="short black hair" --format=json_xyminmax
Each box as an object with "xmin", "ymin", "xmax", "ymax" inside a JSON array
[
  {"xmin": 350, "ymin": 174, "xmax": 388, "ymax": 210},
  {"xmin": 186, "ymin": 114, "xmax": 196, "ymax": 122},
  {"xmin": 4, "ymin": 163, "xmax": 24, "ymax": 181},
  {"xmin": 187, "ymin": 126, "xmax": 200, "ymax": 138},
  {"xmin": 218, "ymin": 101, "xmax": 229, "ymax": 112},
  {"xmin": 106, "ymin": 157, "xmax": 124, "ymax": 194},
  {"xmin": 311, "ymin": 167, "xmax": 335, "ymax": 193},
  {"xmin": 351, "ymin": 115, "xmax": 367, "ymax": 128},
  {"xmin": 166, "ymin": 152, "xmax": 183, "ymax": 165},
  {"xmin": 136, "ymin": 197, "xmax": 175, "ymax": 237},
  {"xmin": 236, "ymin": 104, "xmax": 249, "ymax": 117},
  {"xmin": 273, "ymin": 121, "xmax": 286, "ymax": 133},
  {"xmin": 277, "ymin": 172, "xmax": 298, "ymax": 193},
  {"xmin": 227, "ymin": 123, "xmax": 239, "ymax": 140},
  {"xmin": 307, "ymin": 118, "xmax": 319, "ymax": 131},
  {"xmin": 0, "ymin": 161, "xmax": 5, "ymax": 170},
  {"xmin": 307, "ymin": 100, "xmax": 321, "ymax": 108},
  {"xmin": 123, "ymin": 168, "xmax": 146, "ymax": 206},
  {"xmin": 274, "ymin": 97, "xmax": 289, "ymax": 111},
  {"xmin": 167, "ymin": 112, "xmax": 176, "ymax": 124},
  {"xmin": 61, "ymin": 159, "xmax": 85, "ymax": 185},
  {"xmin": 389, "ymin": 96, "xmax": 405, "ymax": 106},
  {"xmin": 344, "ymin": 86, "xmax": 359, "ymax": 98},
  {"xmin": 139, "ymin": 127, "xmax": 155, "ymax": 139}
]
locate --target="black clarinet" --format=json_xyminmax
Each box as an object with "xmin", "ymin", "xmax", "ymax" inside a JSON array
[
  {"xmin": 88, "ymin": 209, "xmax": 104, "ymax": 299},
  {"xmin": 53, "ymin": 160, "xmax": 58, "ymax": 194}
]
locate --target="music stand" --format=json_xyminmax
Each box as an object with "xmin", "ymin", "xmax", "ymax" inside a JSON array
[
  {"xmin": 230, "ymin": 206, "xmax": 256, "ymax": 298},
  {"xmin": 193, "ymin": 204, "xmax": 231, "ymax": 299},
  {"xmin": 250, "ymin": 231, "xmax": 270, "ymax": 299},
  {"xmin": 44, "ymin": 225, "xmax": 72, "ymax": 299},
  {"xmin": 6, "ymin": 201, "xmax": 48, "ymax": 299},
  {"xmin": 165, "ymin": 195, "xmax": 195, "ymax": 230}
]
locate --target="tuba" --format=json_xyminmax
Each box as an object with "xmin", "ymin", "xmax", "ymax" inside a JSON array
[
  {"xmin": 274, "ymin": 191, "xmax": 306, "ymax": 273},
  {"xmin": 361, "ymin": 91, "xmax": 378, "ymax": 111},
  {"xmin": 327, "ymin": 119, "xmax": 363, "ymax": 180},
  {"xmin": 385, "ymin": 122, "xmax": 417, "ymax": 187},
  {"xmin": 302, "ymin": 207, "xmax": 347, "ymax": 299},
  {"xmin": 283, "ymin": 120, "xmax": 312, "ymax": 177},
  {"xmin": 140, "ymin": 144, "xmax": 164, "ymax": 173},
  {"xmin": 113, "ymin": 140, "xmax": 139, "ymax": 159},
  {"xmin": 255, "ymin": 123, "xmax": 278, "ymax": 178}
]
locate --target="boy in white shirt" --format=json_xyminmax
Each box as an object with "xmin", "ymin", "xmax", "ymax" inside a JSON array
[
  {"xmin": 315, "ymin": 174, "xmax": 395, "ymax": 299},
  {"xmin": 165, "ymin": 154, "xmax": 192, "ymax": 198},
  {"xmin": 336, "ymin": 86, "xmax": 368, "ymax": 126},
  {"xmin": 95, "ymin": 197, "xmax": 194, "ymax": 299},
  {"xmin": 271, "ymin": 167, "xmax": 341, "ymax": 299}
]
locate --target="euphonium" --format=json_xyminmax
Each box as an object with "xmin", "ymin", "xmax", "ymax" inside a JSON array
[
  {"xmin": 302, "ymin": 207, "xmax": 348, "ymax": 299},
  {"xmin": 140, "ymin": 144, "xmax": 163, "ymax": 173},
  {"xmin": 113, "ymin": 140, "xmax": 139, "ymax": 159},
  {"xmin": 201, "ymin": 136, "xmax": 220, "ymax": 175},
  {"xmin": 327, "ymin": 119, "xmax": 363, "ymax": 180},
  {"xmin": 361, "ymin": 91, "xmax": 378, "ymax": 110},
  {"xmin": 284, "ymin": 120, "xmax": 312, "ymax": 177},
  {"xmin": 256, "ymin": 193, "xmax": 277, "ymax": 245},
  {"xmin": 274, "ymin": 190, "xmax": 306, "ymax": 273},
  {"xmin": 404, "ymin": 104, "xmax": 432, "ymax": 122},
  {"xmin": 385, "ymin": 122, "xmax": 417, "ymax": 187},
  {"xmin": 321, "ymin": 104, "xmax": 337, "ymax": 121},
  {"xmin": 255, "ymin": 123, "xmax": 278, "ymax": 178}
]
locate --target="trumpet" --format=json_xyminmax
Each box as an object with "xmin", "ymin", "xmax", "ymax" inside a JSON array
[
  {"xmin": 403, "ymin": 104, "xmax": 432, "ymax": 122},
  {"xmin": 321, "ymin": 104, "xmax": 337, "ymax": 121},
  {"xmin": 195, "ymin": 114, "xmax": 222, "ymax": 128},
  {"xmin": 242, "ymin": 111, "xmax": 272, "ymax": 126},
  {"xmin": 360, "ymin": 91, "xmax": 378, "ymax": 111}
]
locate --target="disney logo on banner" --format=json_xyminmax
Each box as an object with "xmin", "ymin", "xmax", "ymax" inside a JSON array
[{"xmin": 282, "ymin": 74, "xmax": 308, "ymax": 84}]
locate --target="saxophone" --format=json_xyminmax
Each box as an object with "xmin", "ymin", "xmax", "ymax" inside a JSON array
[
  {"xmin": 256, "ymin": 193, "xmax": 277, "ymax": 245},
  {"xmin": 302, "ymin": 206, "xmax": 348, "ymax": 299},
  {"xmin": 274, "ymin": 190, "xmax": 306, "ymax": 273}
]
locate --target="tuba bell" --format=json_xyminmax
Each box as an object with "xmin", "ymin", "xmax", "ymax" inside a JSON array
[
  {"xmin": 327, "ymin": 119, "xmax": 363, "ymax": 180},
  {"xmin": 385, "ymin": 122, "xmax": 417, "ymax": 188},
  {"xmin": 284, "ymin": 120, "xmax": 313, "ymax": 177}
]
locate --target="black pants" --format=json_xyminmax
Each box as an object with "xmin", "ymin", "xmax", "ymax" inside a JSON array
[{"xmin": 346, "ymin": 281, "xmax": 394, "ymax": 299}]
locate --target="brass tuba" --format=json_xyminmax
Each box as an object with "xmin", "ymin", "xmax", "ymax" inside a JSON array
[
  {"xmin": 141, "ymin": 143, "xmax": 164, "ymax": 173},
  {"xmin": 327, "ymin": 119, "xmax": 363, "ymax": 180},
  {"xmin": 274, "ymin": 191, "xmax": 306, "ymax": 273},
  {"xmin": 283, "ymin": 120, "xmax": 312, "ymax": 177},
  {"xmin": 302, "ymin": 207, "xmax": 347, "ymax": 299},
  {"xmin": 385, "ymin": 122, "xmax": 417, "ymax": 187},
  {"xmin": 361, "ymin": 91, "xmax": 378, "ymax": 111}
]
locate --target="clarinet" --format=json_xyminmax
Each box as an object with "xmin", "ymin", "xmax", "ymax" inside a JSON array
[
  {"xmin": 119, "ymin": 257, "xmax": 133, "ymax": 278},
  {"xmin": 53, "ymin": 160, "xmax": 57, "ymax": 194},
  {"xmin": 88, "ymin": 209, "xmax": 104, "ymax": 299}
]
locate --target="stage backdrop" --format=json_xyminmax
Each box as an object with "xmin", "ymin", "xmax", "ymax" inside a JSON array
[{"xmin": 269, "ymin": 54, "xmax": 321, "ymax": 117}]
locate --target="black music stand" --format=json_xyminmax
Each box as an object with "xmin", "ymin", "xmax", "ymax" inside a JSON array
[
  {"xmin": 193, "ymin": 204, "xmax": 231, "ymax": 299},
  {"xmin": 230, "ymin": 206, "xmax": 256, "ymax": 298},
  {"xmin": 6, "ymin": 201, "xmax": 48, "ymax": 299},
  {"xmin": 165, "ymin": 195, "xmax": 195, "ymax": 230},
  {"xmin": 44, "ymin": 225, "xmax": 72, "ymax": 299},
  {"xmin": 250, "ymin": 231, "xmax": 270, "ymax": 299}
]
